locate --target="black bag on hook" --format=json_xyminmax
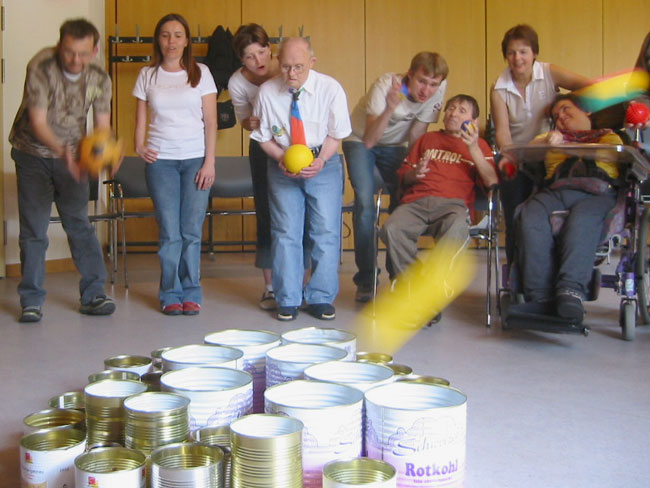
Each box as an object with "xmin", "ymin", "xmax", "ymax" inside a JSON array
[{"xmin": 206, "ymin": 25, "xmax": 241, "ymax": 130}]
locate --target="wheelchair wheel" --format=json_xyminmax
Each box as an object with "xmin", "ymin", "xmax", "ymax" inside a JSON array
[
  {"xmin": 620, "ymin": 300, "xmax": 636, "ymax": 341},
  {"xmin": 635, "ymin": 206, "xmax": 650, "ymax": 324}
]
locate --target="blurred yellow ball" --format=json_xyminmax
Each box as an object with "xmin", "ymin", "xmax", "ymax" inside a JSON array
[
  {"xmin": 78, "ymin": 129, "xmax": 123, "ymax": 177},
  {"xmin": 284, "ymin": 144, "xmax": 314, "ymax": 174}
]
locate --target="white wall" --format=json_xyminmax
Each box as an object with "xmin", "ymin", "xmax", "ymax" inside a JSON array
[{"xmin": 2, "ymin": 0, "xmax": 105, "ymax": 266}]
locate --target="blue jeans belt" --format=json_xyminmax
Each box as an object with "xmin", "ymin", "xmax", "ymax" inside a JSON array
[{"xmin": 310, "ymin": 145, "xmax": 322, "ymax": 157}]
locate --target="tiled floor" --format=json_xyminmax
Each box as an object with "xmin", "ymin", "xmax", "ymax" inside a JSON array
[{"xmin": 1, "ymin": 250, "xmax": 649, "ymax": 487}]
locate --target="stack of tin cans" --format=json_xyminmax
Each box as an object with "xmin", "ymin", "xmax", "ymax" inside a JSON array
[{"xmin": 19, "ymin": 326, "xmax": 465, "ymax": 488}]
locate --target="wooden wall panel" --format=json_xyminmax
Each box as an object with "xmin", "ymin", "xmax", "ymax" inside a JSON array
[
  {"xmin": 365, "ymin": 0, "xmax": 486, "ymax": 130},
  {"xmin": 603, "ymin": 0, "xmax": 650, "ymax": 73},
  {"xmin": 486, "ymin": 0, "xmax": 603, "ymax": 105}
]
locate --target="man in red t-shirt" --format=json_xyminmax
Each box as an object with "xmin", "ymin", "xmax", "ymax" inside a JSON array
[{"xmin": 380, "ymin": 94, "xmax": 498, "ymax": 284}]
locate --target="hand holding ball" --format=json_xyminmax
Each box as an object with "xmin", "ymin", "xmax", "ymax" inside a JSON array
[
  {"xmin": 461, "ymin": 120, "xmax": 476, "ymax": 134},
  {"xmin": 78, "ymin": 129, "xmax": 123, "ymax": 177},
  {"xmin": 283, "ymin": 144, "xmax": 314, "ymax": 174},
  {"xmin": 626, "ymin": 101, "xmax": 650, "ymax": 126}
]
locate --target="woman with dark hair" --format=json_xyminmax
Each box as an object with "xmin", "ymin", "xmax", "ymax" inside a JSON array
[
  {"xmin": 228, "ymin": 23, "xmax": 281, "ymax": 310},
  {"xmin": 133, "ymin": 13, "xmax": 218, "ymax": 316},
  {"xmin": 490, "ymin": 24, "xmax": 589, "ymax": 263}
]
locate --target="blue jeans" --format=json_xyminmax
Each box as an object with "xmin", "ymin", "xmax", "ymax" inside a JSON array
[
  {"xmin": 12, "ymin": 148, "xmax": 108, "ymax": 308},
  {"xmin": 267, "ymin": 154, "xmax": 343, "ymax": 307},
  {"xmin": 342, "ymin": 140, "xmax": 407, "ymax": 286},
  {"xmin": 146, "ymin": 157, "xmax": 210, "ymax": 307}
]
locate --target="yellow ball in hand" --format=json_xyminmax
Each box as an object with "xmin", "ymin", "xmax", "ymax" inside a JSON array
[{"xmin": 284, "ymin": 144, "xmax": 314, "ymax": 174}]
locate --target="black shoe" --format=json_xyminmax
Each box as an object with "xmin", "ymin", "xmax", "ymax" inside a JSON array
[
  {"xmin": 20, "ymin": 306, "xmax": 42, "ymax": 323},
  {"xmin": 556, "ymin": 290, "xmax": 584, "ymax": 322},
  {"xmin": 307, "ymin": 303, "xmax": 336, "ymax": 320},
  {"xmin": 277, "ymin": 306, "xmax": 298, "ymax": 321},
  {"xmin": 355, "ymin": 284, "xmax": 373, "ymax": 303},
  {"xmin": 80, "ymin": 296, "xmax": 116, "ymax": 316}
]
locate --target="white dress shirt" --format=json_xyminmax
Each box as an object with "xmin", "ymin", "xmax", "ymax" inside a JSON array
[{"xmin": 250, "ymin": 69, "xmax": 351, "ymax": 150}]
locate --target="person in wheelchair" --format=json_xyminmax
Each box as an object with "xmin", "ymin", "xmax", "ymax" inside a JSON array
[
  {"xmin": 380, "ymin": 94, "xmax": 498, "ymax": 321},
  {"xmin": 511, "ymin": 94, "xmax": 623, "ymax": 322}
]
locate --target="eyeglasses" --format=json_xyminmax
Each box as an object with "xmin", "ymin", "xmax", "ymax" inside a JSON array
[{"xmin": 280, "ymin": 64, "xmax": 305, "ymax": 74}]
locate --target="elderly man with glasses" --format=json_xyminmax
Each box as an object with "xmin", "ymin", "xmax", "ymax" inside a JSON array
[{"xmin": 251, "ymin": 37, "xmax": 351, "ymax": 321}]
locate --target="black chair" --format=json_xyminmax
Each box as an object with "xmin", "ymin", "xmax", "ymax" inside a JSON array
[
  {"xmin": 110, "ymin": 156, "xmax": 257, "ymax": 286},
  {"xmin": 205, "ymin": 156, "xmax": 256, "ymax": 255}
]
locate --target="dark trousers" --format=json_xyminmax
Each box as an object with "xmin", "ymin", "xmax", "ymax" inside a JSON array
[
  {"xmin": 13, "ymin": 148, "xmax": 107, "ymax": 308},
  {"xmin": 516, "ymin": 187, "xmax": 616, "ymax": 302}
]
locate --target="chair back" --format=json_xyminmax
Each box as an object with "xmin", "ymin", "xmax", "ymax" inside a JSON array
[{"xmin": 113, "ymin": 157, "xmax": 150, "ymax": 198}]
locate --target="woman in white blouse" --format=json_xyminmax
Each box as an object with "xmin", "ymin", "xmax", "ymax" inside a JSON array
[{"xmin": 228, "ymin": 23, "xmax": 281, "ymax": 310}]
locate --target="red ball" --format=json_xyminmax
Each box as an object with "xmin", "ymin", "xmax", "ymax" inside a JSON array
[{"xmin": 626, "ymin": 101, "xmax": 650, "ymax": 125}]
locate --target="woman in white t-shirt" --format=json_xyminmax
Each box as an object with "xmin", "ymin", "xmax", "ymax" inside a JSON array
[
  {"xmin": 228, "ymin": 23, "xmax": 280, "ymax": 310},
  {"xmin": 489, "ymin": 24, "xmax": 588, "ymax": 263},
  {"xmin": 133, "ymin": 13, "xmax": 217, "ymax": 316}
]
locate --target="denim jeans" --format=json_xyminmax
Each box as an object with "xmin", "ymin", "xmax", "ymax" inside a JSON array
[
  {"xmin": 12, "ymin": 148, "xmax": 108, "ymax": 308},
  {"xmin": 267, "ymin": 154, "xmax": 343, "ymax": 307},
  {"xmin": 342, "ymin": 140, "xmax": 407, "ymax": 286},
  {"xmin": 146, "ymin": 157, "xmax": 210, "ymax": 307}
]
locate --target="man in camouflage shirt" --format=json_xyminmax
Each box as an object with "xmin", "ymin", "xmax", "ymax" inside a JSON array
[{"xmin": 9, "ymin": 18, "xmax": 116, "ymax": 323}]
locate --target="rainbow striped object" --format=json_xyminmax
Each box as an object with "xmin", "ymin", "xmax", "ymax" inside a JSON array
[{"xmin": 574, "ymin": 68, "xmax": 650, "ymax": 113}]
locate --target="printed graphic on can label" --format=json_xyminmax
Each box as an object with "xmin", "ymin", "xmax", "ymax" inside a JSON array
[
  {"xmin": 21, "ymin": 441, "xmax": 85, "ymax": 488},
  {"xmin": 367, "ymin": 415, "xmax": 466, "ymax": 487}
]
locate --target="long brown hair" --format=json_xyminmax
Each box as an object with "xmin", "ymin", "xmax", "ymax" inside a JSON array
[{"xmin": 150, "ymin": 13, "xmax": 201, "ymax": 87}]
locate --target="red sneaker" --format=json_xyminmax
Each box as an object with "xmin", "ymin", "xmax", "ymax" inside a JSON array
[
  {"xmin": 162, "ymin": 303, "xmax": 183, "ymax": 316},
  {"xmin": 183, "ymin": 301, "xmax": 201, "ymax": 316}
]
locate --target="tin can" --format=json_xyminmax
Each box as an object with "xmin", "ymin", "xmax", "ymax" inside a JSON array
[
  {"xmin": 190, "ymin": 426, "xmax": 232, "ymax": 488},
  {"xmin": 23, "ymin": 408, "xmax": 85, "ymax": 434},
  {"xmin": 75, "ymin": 446, "xmax": 146, "ymax": 488},
  {"xmin": 265, "ymin": 380, "xmax": 364, "ymax": 488},
  {"xmin": 281, "ymin": 327, "xmax": 357, "ymax": 360},
  {"xmin": 396, "ymin": 375, "xmax": 451, "ymax": 387},
  {"xmin": 151, "ymin": 347, "xmax": 174, "ymax": 370},
  {"xmin": 204, "ymin": 329, "xmax": 281, "ymax": 413},
  {"xmin": 387, "ymin": 364, "xmax": 413, "ymax": 376},
  {"xmin": 265, "ymin": 343, "xmax": 348, "ymax": 388},
  {"xmin": 303, "ymin": 361, "xmax": 394, "ymax": 393},
  {"xmin": 20, "ymin": 428, "xmax": 86, "ymax": 488},
  {"xmin": 161, "ymin": 344, "xmax": 244, "ymax": 372},
  {"xmin": 88, "ymin": 369, "xmax": 140, "ymax": 383},
  {"xmin": 123, "ymin": 391, "xmax": 190, "ymax": 455},
  {"xmin": 150, "ymin": 442, "xmax": 223, "ymax": 488},
  {"xmin": 104, "ymin": 354, "xmax": 153, "ymax": 377},
  {"xmin": 356, "ymin": 352, "xmax": 392, "ymax": 365},
  {"xmin": 230, "ymin": 414, "xmax": 303, "ymax": 488},
  {"xmin": 161, "ymin": 366, "xmax": 253, "ymax": 431},
  {"xmin": 365, "ymin": 382, "xmax": 467, "ymax": 487},
  {"xmin": 84, "ymin": 379, "xmax": 148, "ymax": 445},
  {"xmin": 323, "ymin": 458, "xmax": 397, "ymax": 487},
  {"xmin": 48, "ymin": 391, "xmax": 85, "ymax": 411}
]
